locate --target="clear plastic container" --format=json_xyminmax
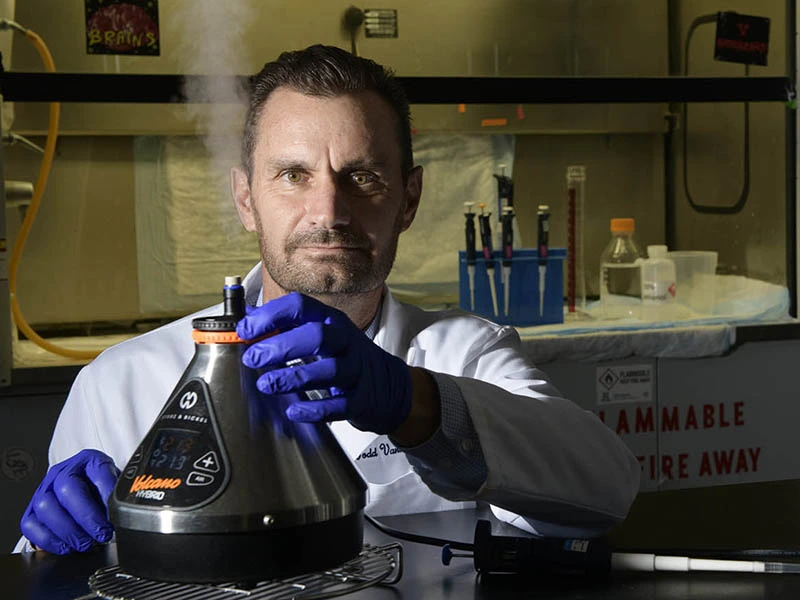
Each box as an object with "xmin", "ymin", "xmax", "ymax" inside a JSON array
[
  {"xmin": 667, "ymin": 250, "xmax": 718, "ymax": 315},
  {"xmin": 640, "ymin": 245, "xmax": 677, "ymax": 321},
  {"xmin": 599, "ymin": 218, "xmax": 642, "ymax": 319}
]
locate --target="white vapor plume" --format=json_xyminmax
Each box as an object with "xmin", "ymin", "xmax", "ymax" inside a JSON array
[{"xmin": 168, "ymin": 1, "xmax": 255, "ymax": 238}]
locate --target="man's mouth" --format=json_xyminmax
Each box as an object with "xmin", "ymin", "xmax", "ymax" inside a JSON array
[
  {"xmin": 300, "ymin": 245, "xmax": 365, "ymax": 251},
  {"xmin": 292, "ymin": 246, "xmax": 372, "ymax": 263},
  {"xmin": 287, "ymin": 230, "xmax": 370, "ymax": 253}
]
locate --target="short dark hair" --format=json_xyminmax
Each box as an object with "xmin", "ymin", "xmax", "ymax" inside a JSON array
[{"xmin": 241, "ymin": 44, "xmax": 413, "ymax": 180}]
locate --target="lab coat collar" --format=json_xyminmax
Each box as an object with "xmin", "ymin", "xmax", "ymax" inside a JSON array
[
  {"xmin": 374, "ymin": 288, "xmax": 413, "ymax": 360},
  {"xmin": 242, "ymin": 263, "xmax": 263, "ymax": 307}
]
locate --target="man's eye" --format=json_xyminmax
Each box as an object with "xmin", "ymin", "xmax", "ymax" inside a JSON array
[
  {"xmin": 283, "ymin": 170, "xmax": 303, "ymax": 183},
  {"xmin": 352, "ymin": 172, "xmax": 374, "ymax": 186}
]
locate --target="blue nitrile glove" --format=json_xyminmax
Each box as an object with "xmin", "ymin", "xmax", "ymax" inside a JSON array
[
  {"xmin": 20, "ymin": 449, "xmax": 119, "ymax": 554},
  {"xmin": 237, "ymin": 292, "xmax": 413, "ymax": 435}
]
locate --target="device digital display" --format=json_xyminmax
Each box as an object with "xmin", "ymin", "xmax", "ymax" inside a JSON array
[
  {"xmin": 148, "ymin": 428, "xmax": 198, "ymax": 472},
  {"xmin": 116, "ymin": 378, "xmax": 228, "ymax": 508}
]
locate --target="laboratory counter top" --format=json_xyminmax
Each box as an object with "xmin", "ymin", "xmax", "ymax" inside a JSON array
[
  {"xmin": 8, "ymin": 271, "xmax": 798, "ymax": 370},
  {"xmin": 10, "ymin": 319, "xmax": 800, "ymax": 376},
  {"xmin": 4, "ymin": 508, "xmax": 800, "ymax": 600}
]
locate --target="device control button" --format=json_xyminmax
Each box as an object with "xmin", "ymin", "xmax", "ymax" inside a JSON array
[
  {"xmin": 123, "ymin": 466, "xmax": 138, "ymax": 479},
  {"xmin": 130, "ymin": 448, "xmax": 143, "ymax": 464},
  {"xmin": 194, "ymin": 451, "xmax": 221, "ymax": 473},
  {"xmin": 187, "ymin": 471, "xmax": 215, "ymax": 486}
]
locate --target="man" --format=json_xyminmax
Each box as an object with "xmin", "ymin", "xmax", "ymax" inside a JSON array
[{"xmin": 16, "ymin": 45, "xmax": 640, "ymax": 555}]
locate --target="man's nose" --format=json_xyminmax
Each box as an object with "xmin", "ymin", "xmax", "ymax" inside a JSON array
[{"xmin": 304, "ymin": 175, "xmax": 351, "ymax": 228}]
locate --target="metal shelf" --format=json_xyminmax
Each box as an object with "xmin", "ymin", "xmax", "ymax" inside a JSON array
[{"xmin": 0, "ymin": 72, "xmax": 793, "ymax": 104}]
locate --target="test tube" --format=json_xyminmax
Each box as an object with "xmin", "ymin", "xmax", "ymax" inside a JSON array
[{"xmin": 566, "ymin": 166, "xmax": 587, "ymax": 315}]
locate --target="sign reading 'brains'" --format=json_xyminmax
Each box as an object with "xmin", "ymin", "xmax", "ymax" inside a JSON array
[{"xmin": 85, "ymin": 0, "xmax": 160, "ymax": 56}]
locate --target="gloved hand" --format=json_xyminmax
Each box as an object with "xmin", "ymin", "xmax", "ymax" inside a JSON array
[
  {"xmin": 237, "ymin": 292, "xmax": 412, "ymax": 434},
  {"xmin": 20, "ymin": 449, "xmax": 119, "ymax": 554}
]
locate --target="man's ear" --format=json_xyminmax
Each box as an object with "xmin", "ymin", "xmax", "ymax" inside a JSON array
[
  {"xmin": 400, "ymin": 165, "xmax": 423, "ymax": 231},
  {"xmin": 230, "ymin": 166, "xmax": 257, "ymax": 232}
]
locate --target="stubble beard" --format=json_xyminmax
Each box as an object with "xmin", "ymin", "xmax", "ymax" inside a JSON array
[{"xmin": 255, "ymin": 210, "xmax": 404, "ymax": 297}]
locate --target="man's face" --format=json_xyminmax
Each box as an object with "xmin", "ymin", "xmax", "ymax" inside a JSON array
[{"xmin": 232, "ymin": 88, "xmax": 422, "ymax": 297}]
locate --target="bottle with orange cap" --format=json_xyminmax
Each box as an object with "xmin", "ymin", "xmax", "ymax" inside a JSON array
[{"xmin": 599, "ymin": 218, "xmax": 643, "ymax": 320}]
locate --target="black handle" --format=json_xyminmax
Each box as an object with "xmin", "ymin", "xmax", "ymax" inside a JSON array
[
  {"xmin": 537, "ymin": 209, "xmax": 550, "ymax": 267},
  {"xmin": 472, "ymin": 520, "xmax": 612, "ymax": 576},
  {"xmin": 223, "ymin": 282, "xmax": 246, "ymax": 321},
  {"xmin": 501, "ymin": 210, "xmax": 514, "ymax": 267},
  {"xmin": 478, "ymin": 213, "xmax": 494, "ymax": 266},
  {"xmin": 465, "ymin": 213, "xmax": 476, "ymax": 265},
  {"xmin": 493, "ymin": 174, "xmax": 515, "ymax": 207}
]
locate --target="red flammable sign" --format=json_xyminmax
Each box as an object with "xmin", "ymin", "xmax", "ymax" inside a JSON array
[{"xmin": 599, "ymin": 401, "xmax": 762, "ymax": 484}]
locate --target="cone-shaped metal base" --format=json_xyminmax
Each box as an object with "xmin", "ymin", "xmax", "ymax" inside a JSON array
[
  {"xmin": 115, "ymin": 511, "xmax": 364, "ymax": 584},
  {"xmin": 111, "ymin": 293, "xmax": 368, "ymax": 585}
]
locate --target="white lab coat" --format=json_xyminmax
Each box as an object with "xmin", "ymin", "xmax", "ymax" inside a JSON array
[{"xmin": 15, "ymin": 265, "xmax": 640, "ymax": 552}]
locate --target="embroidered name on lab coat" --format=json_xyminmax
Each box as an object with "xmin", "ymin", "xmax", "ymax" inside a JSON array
[
  {"xmin": 354, "ymin": 435, "xmax": 410, "ymax": 485},
  {"xmin": 356, "ymin": 441, "xmax": 401, "ymax": 460}
]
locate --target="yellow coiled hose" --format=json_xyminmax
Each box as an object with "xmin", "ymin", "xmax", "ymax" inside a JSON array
[{"xmin": 8, "ymin": 24, "xmax": 101, "ymax": 360}]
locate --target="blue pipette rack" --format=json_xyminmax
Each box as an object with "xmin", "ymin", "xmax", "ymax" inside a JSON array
[{"xmin": 458, "ymin": 248, "xmax": 565, "ymax": 326}]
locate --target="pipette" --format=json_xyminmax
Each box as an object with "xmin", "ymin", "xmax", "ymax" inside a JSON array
[
  {"xmin": 463, "ymin": 202, "xmax": 477, "ymax": 311},
  {"xmin": 500, "ymin": 206, "xmax": 515, "ymax": 316},
  {"xmin": 442, "ymin": 519, "xmax": 800, "ymax": 576},
  {"xmin": 537, "ymin": 204, "xmax": 551, "ymax": 317},
  {"xmin": 477, "ymin": 204, "xmax": 499, "ymax": 317}
]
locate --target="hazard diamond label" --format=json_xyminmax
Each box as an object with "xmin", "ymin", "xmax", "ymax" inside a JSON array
[
  {"xmin": 596, "ymin": 364, "xmax": 653, "ymax": 405},
  {"xmin": 599, "ymin": 368, "xmax": 619, "ymax": 390}
]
